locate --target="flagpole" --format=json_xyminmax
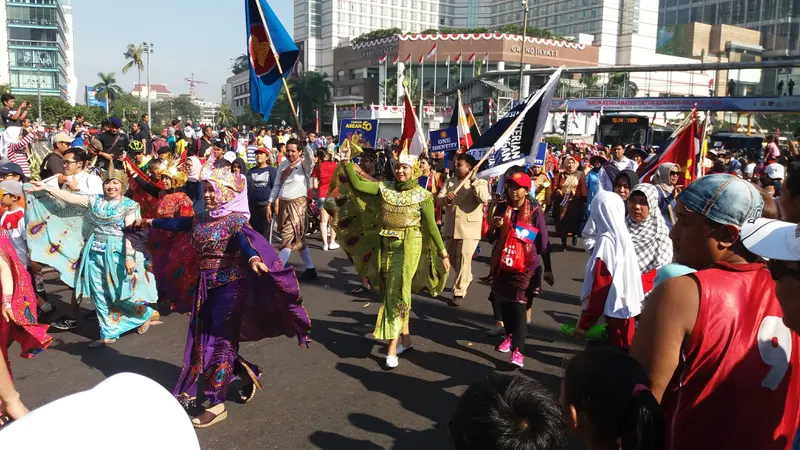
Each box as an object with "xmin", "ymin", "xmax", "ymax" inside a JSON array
[
  {"xmin": 253, "ymin": 0, "xmax": 301, "ymax": 130},
  {"xmin": 383, "ymin": 55, "xmax": 387, "ymax": 106},
  {"xmin": 433, "ymin": 51, "xmax": 438, "ymax": 110},
  {"xmin": 451, "ymin": 146, "xmax": 495, "ymax": 195},
  {"xmin": 459, "ymin": 55, "xmax": 463, "ymax": 84},
  {"xmin": 419, "ymin": 56, "xmax": 424, "ymax": 134},
  {"xmin": 446, "ymin": 55, "xmax": 450, "ymax": 107}
]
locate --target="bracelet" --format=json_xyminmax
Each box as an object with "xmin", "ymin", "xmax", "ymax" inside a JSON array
[
  {"xmin": 2, "ymin": 302, "xmax": 11, "ymax": 309},
  {"xmin": 249, "ymin": 256, "xmax": 262, "ymax": 265},
  {"xmin": 439, "ymin": 250, "xmax": 449, "ymax": 259}
]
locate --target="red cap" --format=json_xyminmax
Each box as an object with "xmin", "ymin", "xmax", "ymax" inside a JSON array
[
  {"xmin": 254, "ymin": 147, "xmax": 270, "ymax": 155},
  {"xmin": 506, "ymin": 172, "xmax": 532, "ymax": 190}
]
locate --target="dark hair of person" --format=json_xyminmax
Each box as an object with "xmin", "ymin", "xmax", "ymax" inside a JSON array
[
  {"xmin": 277, "ymin": 142, "xmax": 286, "ymax": 151},
  {"xmin": 418, "ymin": 154, "xmax": 432, "ymax": 166},
  {"xmin": 450, "ymin": 372, "xmax": 566, "ymax": 450},
  {"xmin": 64, "ymin": 147, "xmax": 88, "ymax": 166},
  {"xmin": 75, "ymin": 113, "xmax": 84, "ymax": 120},
  {"xmin": 1, "ymin": 94, "xmax": 14, "ymax": 104},
  {"xmin": 455, "ymin": 153, "xmax": 477, "ymax": 170},
  {"xmin": 564, "ymin": 346, "xmax": 665, "ymax": 450},
  {"xmin": 148, "ymin": 158, "xmax": 164, "ymax": 172},
  {"xmin": 202, "ymin": 125, "xmax": 212, "ymax": 133},
  {"xmin": 286, "ymin": 138, "xmax": 299, "ymax": 148},
  {"xmin": 316, "ymin": 149, "xmax": 328, "ymax": 161},
  {"xmin": 171, "ymin": 119, "xmax": 180, "ymax": 126},
  {"xmin": 614, "ymin": 170, "xmax": 639, "ymax": 190},
  {"xmin": 175, "ymin": 129, "xmax": 184, "ymax": 140},
  {"xmin": 785, "ymin": 161, "xmax": 800, "ymax": 198}
]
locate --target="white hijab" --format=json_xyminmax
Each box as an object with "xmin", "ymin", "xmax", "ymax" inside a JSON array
[
  {"xmin": 580, "ymin": 190, "xmax": 644, "ymax": 319},
  {"xmin": 0, "ymin": 126, "xmax": 22, "ymax": 159}
]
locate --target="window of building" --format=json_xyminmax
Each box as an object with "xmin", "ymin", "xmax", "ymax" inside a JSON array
[
  {"xmin": 704, "ymin": 3, "xmax": 717, "ymax": 23},
  {"xmin": 336, "ymin": 70, "xmax": 345, "ymax": 81},
  {"xmin": 10, "ymin": 70, "xmax": 58, "ymax": 90},
  {"xmin": 348, "ymin": 69, "xmax": 357, "ymax": 80},
  {"xmin": 350, "ymin": 85, "xmax": 362, "ymax": 95}
]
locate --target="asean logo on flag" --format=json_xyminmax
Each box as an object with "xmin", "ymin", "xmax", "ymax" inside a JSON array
[
  {"xmin": 440, "ymin": 130, "xmax": 448, "ymax": 139},
  {"xmin": 249, "ymin": 23, "xmax": 277, "ymax": 78}
]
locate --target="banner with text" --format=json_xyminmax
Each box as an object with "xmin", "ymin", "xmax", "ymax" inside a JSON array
[
  {"xmin": 550, "ymin": 96, "xmax": 800, "ymax": 112},
  {"xmin": 429, "ymin": 127, "xmax": 459, "ymax": 153},
  {"xmin": 532, "ymin": 142, "xmax": 547, "ymax": 166},
  {"xmin": 339, "ymin": 119, "xmax": 379, "ymax": 148}
]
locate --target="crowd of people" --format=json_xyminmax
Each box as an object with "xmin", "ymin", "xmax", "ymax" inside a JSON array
[{"xmin": 0, "ymin": 90, "xmax": 798, "ymax": 449}]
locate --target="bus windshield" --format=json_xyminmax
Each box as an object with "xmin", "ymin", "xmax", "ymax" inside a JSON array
[{"xmin": 595, "ymin": 115, "xmax": 649, "ymax": 147}]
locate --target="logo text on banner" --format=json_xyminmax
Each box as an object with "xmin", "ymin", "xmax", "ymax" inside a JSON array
[
  {"xmin": 429, "ymin": 127, "xmax": 459, "ymax": 153},
  {"xmin": 339, "ymin": 119, "xmax": 379, "ymax": 148},
  {"xmin": 532, "ymin": 142, "xmax": 547, "ymax": 166}
]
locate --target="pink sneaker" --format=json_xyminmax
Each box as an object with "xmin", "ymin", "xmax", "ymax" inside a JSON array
[
  {"xmin": 496, "ymin": 335, "xmax": 512, "ymax": 353},
  {"xmin": 510, "ymin": 350, "xmax": 524, "ymax": 368}
]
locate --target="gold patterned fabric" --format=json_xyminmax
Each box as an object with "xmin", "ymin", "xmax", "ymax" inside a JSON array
[{"xmin": 377, "ymin": 183, "xmax": 427, "ymax": 239}]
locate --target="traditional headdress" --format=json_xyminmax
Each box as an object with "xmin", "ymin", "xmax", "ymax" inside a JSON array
[
  {"xmin": 163, "ymin": 161, "xmax": 188, "ymax": 188},
  {"xmin": 105, "ymin": 163, "xmax": 129, "ymax": 192},
  {"xmin": 205, "ymin": 167, "xmax": 249, "ymax": 219}
]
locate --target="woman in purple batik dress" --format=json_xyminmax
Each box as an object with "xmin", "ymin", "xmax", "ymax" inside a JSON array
[{"xmin": 139, "ymin": 167, "xmax": 311, "ymax": 428}]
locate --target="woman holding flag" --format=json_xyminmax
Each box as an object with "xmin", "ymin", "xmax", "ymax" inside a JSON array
[{"xmin": 484, "ymin": 171, "xmax": 553, "ymax": 368}]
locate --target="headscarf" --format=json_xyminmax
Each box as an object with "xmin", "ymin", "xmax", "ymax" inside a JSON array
[
  {"xmin": 205, "ymin": 167, "xmax": 249, "ymax": 220},
  {"xmin": 626, "ymin": 184, "xmax": 674, "ymax": 274},
  {"xmin": 614, "ymin": 170, "xmax": 639, "ymax": 192},
  {"xmin": 651, "ymin": 163, "xmax": 678, "ymax": 194},
  {"xmin": 187, "ymin": 156, "xmax": 202, "ymax": 182},
  {"xmin": 560, "ymin": 155, "xmax": 580, "ymax": 195},
  {"xmin": 0, "ymin": 126, "xmax": 21, "ymax": 159},
  {"xmin": 580, "ymin": 190, "xmax": 644, "ymax": 320}
]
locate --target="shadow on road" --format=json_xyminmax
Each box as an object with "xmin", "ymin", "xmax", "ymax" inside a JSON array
[{"xmin": 52, "ymin": 341, "xmax": 181, "ymax": 389}]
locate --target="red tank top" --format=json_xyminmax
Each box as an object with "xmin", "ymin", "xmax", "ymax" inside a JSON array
[{"xmin": 662, "ymin": 262, "xmax": 800, "ymax": 450}]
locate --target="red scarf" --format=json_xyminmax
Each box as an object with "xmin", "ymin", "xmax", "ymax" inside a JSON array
[
  {"xmin": 280, "ymin": 158, "xmax": 303, "ymax": 184},
  {"xmin": 488, "ymin": 199, "xmax": 536, "ymax": 278}
]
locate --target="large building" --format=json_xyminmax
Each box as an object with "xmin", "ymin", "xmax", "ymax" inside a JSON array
[
  {"xmin": 221, "ymin": 70, "xmax": 249, "ymax": 117},
  {"xmin": 131, "ymin": 83, "xmax": 173, "ymax": 102},
  {"xmin": 0, "ymin": 0, "xmax": 76, "ymax": 104}
]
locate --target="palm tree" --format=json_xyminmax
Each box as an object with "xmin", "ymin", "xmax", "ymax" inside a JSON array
[
  {"xmin": 94, "ymin": 72, "xmax": 123, "ymax": 115},
  {"xmin": 291, "ymin": 72, "xmax": 333, "ymax": 129},
  {"xmin": 215, "ymin": 104, "xmax": 235, "ymax": 127},
  {"xmin": 122, "ymin": 44, "xmax": 145, "ymax": 109}
]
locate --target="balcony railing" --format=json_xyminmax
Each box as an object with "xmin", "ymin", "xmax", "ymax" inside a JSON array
[{"xmin": 8, "ymin": 19, "xmax": 58, "ymax": 28}]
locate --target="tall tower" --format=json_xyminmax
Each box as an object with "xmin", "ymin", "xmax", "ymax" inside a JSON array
[{"xmin": 61, "ymin": 0, "xmax": 77, "ymax": 104}]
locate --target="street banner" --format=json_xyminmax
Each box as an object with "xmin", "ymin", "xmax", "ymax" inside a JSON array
[
  {"xmin": 532, "ymin": 142, "xmax": 547, "ymax": 166},
  {"xmin": 468, "ymin": 67, "xmax": 563, "ymax": 179},
  {"xmin": 338, "ymin": 119, "xmax": 379, "ymax": 148},
  {"xmin": 429, "ymin": 127, "xmax": 459, "ymax": 153},
  {"xmin": 550, "ymin": 96, "xmax": 800, "ymax": 113}
]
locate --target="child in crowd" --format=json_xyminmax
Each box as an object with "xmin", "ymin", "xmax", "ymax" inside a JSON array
[
  {"xmin": 563, "ymin": 346, "xmax": 665, "ymax": 450},
  {"xmin": 0, "ymin": 180, "xmax": 53, "ymax": 322},
  {"xmin": 450, "ymin": 372, "xmax": 566, "ymax": 450}
]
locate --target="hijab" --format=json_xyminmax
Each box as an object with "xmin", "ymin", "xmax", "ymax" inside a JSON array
[
  {"xmin": 187, "ymin": 156, "xmax": 202, "ymax": 182},
  {"xmin": 651, "ymin": 163, "xmax": 678, "ymax": 194},
  {"xmin": 205, "ymin": 168, "xmax": 250, "ymax": 220},
  {"xmin": 614, "ymin": 170, "xmax": 639, "ymax": 192},
  {"xmin": 626, "ymin": 184, "xmax": 674, "ymax": 274},
  {"xmin": 580, "ymin": 190, "xmax": 644, "ymax": 320},
  {"xmin": 560, "ymin": 155, "xmax": 581, "ymax": 194},
  {"xmin": 0, "ymin": 126, "xmax": 22, "ymax": 159}
]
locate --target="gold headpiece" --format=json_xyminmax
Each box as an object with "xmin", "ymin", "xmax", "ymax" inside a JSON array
[
  {"xmin": 105, "ymin": 164, "xmax": 129, "ymax": 193},
  {"xmin": 164, "ymin": 161, "xmax": 187, "ymax": 188},
  {"xmin": 397, "ymin": 141, "xmax": 423, "ymax": 178}
]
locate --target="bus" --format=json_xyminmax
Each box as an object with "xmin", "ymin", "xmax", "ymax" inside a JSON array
[{"xmin": 595, "ymin": 114, "xmax": 673, "ymax": 149}]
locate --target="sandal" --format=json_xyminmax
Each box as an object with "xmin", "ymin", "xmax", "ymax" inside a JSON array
[
  {"xmin": 137, "ymin": 318, "xmax": 153, "ymax": 335},
  {"xmin": 0, "ymin": 414, "xmax": 12, "ymax": 429},
  {"xmin": 191, "ymin": 403, "xmax": 227, "ymax": 428},
  {"xmin": 88, "ymin": 338, "xmax": 118, "ymax": 348},
  {"xmin": 239, "ymin": 369, "xmax": 263, "ymax": 404},
  {"xmin": 349, "ymin": 285, "xmax": 370, "ymax": 295}
]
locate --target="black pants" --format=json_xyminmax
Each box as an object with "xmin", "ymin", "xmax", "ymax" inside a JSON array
[
  {"xmin": 250, "ymin": 204, "xmax": 269, "ymax": 236},
  {"xmin": 496, "ymin": 301, "xmax": 526, "ymax": 353}
]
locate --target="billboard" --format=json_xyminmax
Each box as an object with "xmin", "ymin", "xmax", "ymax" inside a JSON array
[
  {"xmin": 292, "ymin": 40, "xmax": 305, "ymax": 79},
  {"xmin": 85, "ymin": 86, "xmax": 107, "ymax": 109},
  {"xmin": 429, "ymin": 127, "xmax": 459, "ymax": 153},
  {"xmin": 339, "ymin": 119, "xmax": 378, "ymax": 148}
]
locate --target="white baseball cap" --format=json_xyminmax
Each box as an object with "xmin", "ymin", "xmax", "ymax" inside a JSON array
[
  {"xmin": 765, "ymin": 163, "xmax": 785, "ymax": 180},
  {"xmin": 741, "ymin": 218, "xmax": 800, "ymax": 261}
]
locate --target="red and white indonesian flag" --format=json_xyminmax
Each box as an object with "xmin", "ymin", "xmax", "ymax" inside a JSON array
[
  {"xmin": 454, "ymin": 52, "xmax": 462, "ymax": 63},
  {"xmin": 483, "ymin": 52, "xmax": 489, "ymax": 64},
  {"xmin": 445, "ymin": 54, "xmax": 450, "ymax": 66},
  {"xmin": 467, "ymin": 52, "xmax": 476, "ymax": 63},
  {"xmin": 403, "ymin": 54, "xmax": 412, "ymax": 64},
  {"xmin": 378, "ymin": 54, "xmax": 387, "ymax": 63},
  {"xmin": 418, "ymin": 54, "xmax": 424, "ymax": 64},
  {"xmin": 399, "ymin": 86, "xmax": 426, "ymax": 164},
  {"xmin": 392, "ymin": 55, "xmax": 399, "ymax": 65},
  {"xmin": 426, "ymin": 44, "xmax": 437, "ymax": 59}
]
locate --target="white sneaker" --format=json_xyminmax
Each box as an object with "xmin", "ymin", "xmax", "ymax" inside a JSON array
[
  {"xmin": 329, "ymin": 242, "xmax": 340, "ymax": 250},
  {"xmin": 323, "ymin": 244, "xmax": 329, "ymax": 251},
  {"xmin": 396, "ymin": 343, "xmax": 413, "ymax": 355},
  {"xmin": 385, "ymin": 355, "xmax": 399, "ymax": 369}
]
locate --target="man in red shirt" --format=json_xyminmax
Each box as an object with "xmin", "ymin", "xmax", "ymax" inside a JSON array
[
  {"xmin": 631, "ymin": 174, "xmax": 800, "ymax": 450},
  {"xmin": 312, "ymin": 148, "xmax": 339, "ymax": 251}
]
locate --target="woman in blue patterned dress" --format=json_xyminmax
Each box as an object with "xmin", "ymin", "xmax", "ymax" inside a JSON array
[{"xmin": 25, "ymin": 172, "xmax": 158, "ymax": 348}]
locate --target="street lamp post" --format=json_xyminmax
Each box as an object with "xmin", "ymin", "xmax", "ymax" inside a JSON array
[
  {"xmin": 518, "ymin": 0, "xmax": 529, "ymax": 100},
  {"xmin": 143, "ymin": 42, "xmax": 154, "ymax": 120},
  {"xmin": 35, "ymin": 65, "xmax": 42, "ymax": 123}
]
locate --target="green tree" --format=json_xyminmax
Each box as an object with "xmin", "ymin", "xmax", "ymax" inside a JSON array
[
  {"xmin": 352, "ymin": 28, "xmax": 402, "ymax": 45},
  {"xmin": 72, "ymin": 105, "xmax": 105, "ymax": 126},
  {"xmin": 231, "ymin": 53, "xmax": 249, "ymax": 75},
  {"xmin": 215, "ymin": 104, "xmax": 235, "ymax": 127},
  {"xmin": 39, "ymin": 97, "xmax": 74, "ymax": 126},
  {"xmin": 237, "ymin": 105, "xmax": 266, "ymax": 128},
  {"xmin": 605, "ymin": 73, "xmax": 638, "ymax": 98},
  {"xmin": 122, "ymin": 44, "xmax": 145, "ymax": 109},
  {"xmin": 0, "ymin": 84, "xmax": 10, "ymax": 96},
  {"xmin": 169, "ymin": 97, "xmax": 203, "ymax": 124},
  {"xmin": 108, "ymin": 92, "xmax": 142, "ymax": 125},
  {"xmin": 292, "ymin": 72, "xmax": 333, "ymax": 130},
  {"xmin": 94, "ymin": 72, "xmax": 123, "ymax": 115}
]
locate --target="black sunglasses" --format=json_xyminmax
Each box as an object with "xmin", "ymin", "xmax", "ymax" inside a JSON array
[
  {"xmin": 670, "ymin": 171, "xmax": 680, "ymax": 175},
  {"xmin": 768, "ymin": 259, "xmax": 800, "ymax": 281}
]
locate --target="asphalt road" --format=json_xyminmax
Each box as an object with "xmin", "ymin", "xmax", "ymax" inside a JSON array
[{"xmin": 10, "ymin": 229, "xmax": 589, "ymax": 450}]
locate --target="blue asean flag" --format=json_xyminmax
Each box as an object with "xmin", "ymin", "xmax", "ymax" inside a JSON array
[
  {"xmin": 514, "ymin": 224, "xmax": 539, "ymax": 245},
  {"xmin": 246, "ymin": 0, "xmax": 298, "ymax": 120}
]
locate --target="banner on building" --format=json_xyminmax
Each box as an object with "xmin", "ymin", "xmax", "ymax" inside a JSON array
[
  {"xmin": 550, "ymin": 96, "xmax": 800, "ymax": 113},
  {"xmin": 339, "ymin": 119, "xmax": 379, "ymax": 148},
  {"xmin": 429, "ymin": 127, "xmax": 459, "ymax": 153},
  {"xmin": 85, "ymin": 86, "xmax": 107, "ymax": 109}
]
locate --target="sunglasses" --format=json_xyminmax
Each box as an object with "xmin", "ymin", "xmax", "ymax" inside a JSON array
[
  {"xmin": 670, "ymin": 171, "xmax": 680, "ymax": 175},
  {"xmin": 768, "ymin": 259, "xmax": 800, "ymax": 281}
]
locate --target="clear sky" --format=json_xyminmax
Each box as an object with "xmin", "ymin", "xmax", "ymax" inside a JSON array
[{"xmin": 73, "ymin": 0, "xmax": 293, "ymax": 104}]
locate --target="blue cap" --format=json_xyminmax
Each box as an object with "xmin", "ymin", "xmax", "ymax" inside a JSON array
[
  {"xmin": 109, "ymin": 117, "xmax": 123, "ymax": 128},
  {"xmin": 677, "ymin": 174, "xmax": 763, "ymax": 227},
  {"xmin": 0, "ymin": 162, "xmax": 24, "ymax": 176}
]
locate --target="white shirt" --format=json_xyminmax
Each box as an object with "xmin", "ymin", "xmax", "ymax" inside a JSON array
[
  {"xmin": 62, "ymin": 170, "xmax": 103, "ymax": 196},
  {"xmin": 263, "ymin": 136, "xmax": 273, "ymax": 150},
  {"xmin": 269, "ymin": 144, "xmax": 315, "ymax": 202},
  {"xmin": 599, "ymin": 157, "xmax": 638, "ymax": 192},
  {"xmin": 183, "ymin": 126, "xmax": 197, "ymax": 140}
]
